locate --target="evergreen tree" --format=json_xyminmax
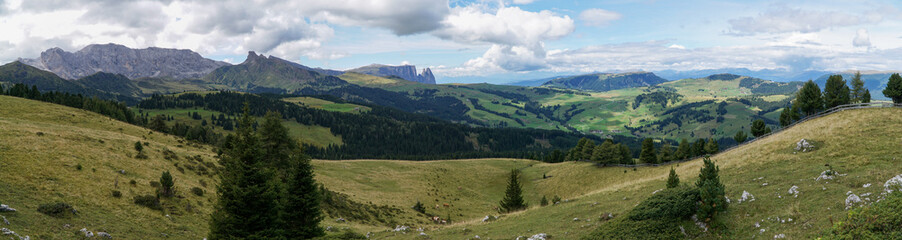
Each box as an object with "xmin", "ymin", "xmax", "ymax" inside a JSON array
[
  {"xmin": 884, "ymin": 73, "xmax": 902, "ymax": 103},
  {"xmin": 160, "ymin": 171, "xmax": 174, "ymax": 197},
  {"xmin": 209, "ymin": 104, "xmax": 283, "ymax": 239},
  {"xmin": 134, "ymin": 141, "xmax": 144, "ymax": 152},
  {"xmin": 696, "ymin": 156, "xmax": 726, "ymax": 223},
  {"xmin": 733, "ymin": 131, "xmax": 748, "ymax": 144},
  {"xmin": 704, "ymin": 138, "xmax": 719, "ymax": 154},
  {"xmin": 658, "ymin": 143, "xmax": 673, "ymax": 163},
  {"xmin": 823, "ymin": 75, "xmax": 851, "ymax": 108},
  {"xmin": 693, "ymin": 139, "xmax": 706, "ymax": 157},
  {"xmin": 779, "ymin": 107, "xmax": 793, "ymax": 127},
  {"xmin": 850, "ymin": 71, "xmax": 867, "ymax": 103},
  {"xmin": 790, "ymin": 104, "xmax": 801, "ymax": 122},
  {"xmin": 499, "ymin": 169, "xmax": 526, "ymax": 213},
  {"xmin": 751, "ymin": 119, "xmax": 769, "ymax": 137},
  {"xmin": 676, "ymin": 138, "xmax": 691, "ymax": 160},
  {"xmin": 862, "ymin": 89, "xmax": 871, "ymax": 103},
  {"xmin": 797, "ymin": 80, "xmax": 824, "ymax": 116},
  {"xmin": 580, "ymin": 138, "xmax": 596, "ymax": 161},
  {"xmin": 618, "ymin": 144, "xmax": 633, "ymax": 164},
  {"xmin": 540, "ymin": 196, "xmax": 549, "ymax": 206},
  {"xmin": 594, "ymin": 140, "xmax": 617, "ymax": 164},
  {"xmin": 639, "ymin": 138, "xmax": 657, "ymax": 164},
  {"xmin": 666, "ymin": 167, "xmax": 680, "ymax": 188},
  {"xmin": 148, "ymin": 115, "xmax": 168, "ymax": 133}
]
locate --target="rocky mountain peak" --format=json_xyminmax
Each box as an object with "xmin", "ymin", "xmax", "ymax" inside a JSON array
[
  {"xmin": 348, "ymin": 64, "xmax": 436, "ymax": 84},
  {"xmin": 21, "ymin": 44, "xmax": 230, "ymax": 80}
]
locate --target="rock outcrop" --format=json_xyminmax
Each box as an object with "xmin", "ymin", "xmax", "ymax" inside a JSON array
[
  {"xmin": 348, "ymin": 64, "xmax": 436, "ymax": 84},
  {"xmin": 20, "ymin": 43, "xmax": 230, "ymax": 80}
]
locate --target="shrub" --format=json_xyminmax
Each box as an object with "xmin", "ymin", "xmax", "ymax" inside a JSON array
[
  {"xmin": 160, "ymin": 171, "xmax": 174, "ymax": 197},
  {"xmin": 76, "ymin": 164, "xmax": 82, "ymax": 171},
  {"xmin": 540, "ymin": 196, "xmax": 549, "ymax": 206},
  {"xmin": 829, "ymin": 192, "xmax": 902, "ymax": 239},
  {"xmin": 37, "ymin": 202, "xmax": 76, "ymax": 218},
  {"xmin": 552, "ymin": 195, "xmax": 562, "ymax": 204},
  {"xmin": 628, "ymin": 186, "xmax": 699, "ymax": 221},
  {"xmin": 412, "ymin": 200, "xmax": 425, "ymax": 214},
  {"xmin": 111, "ymin": 190, "xmax": 122, "ymax": 198},
  {"xmin": 129, "ymin": 179, "xmax": 137, "ymax": 185},
  {"xmin": 150, "ymin": 181, "xmax": 161, "ymax": 189},
  {"xmin": 191, "ymin": 187, "xmax": 204, "ymax": 197},
  {"xmin": 133, "ymin": 195, "xmax": 162, "ymax": 210}
]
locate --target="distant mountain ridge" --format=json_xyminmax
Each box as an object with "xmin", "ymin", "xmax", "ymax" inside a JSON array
[
  {"xmin": 542, "ymin": 72, "xmax": 668, "ymax": 91},
  {"xmin": 202, "ymin": 51, "xmax": 346, "ymax": 92},
  {"xmin": 19, "ymin": 43, "xmax": 230, "ymax": 80},
  {"xmin": 349, "ymin": 64, "xmax": 435, "ymax": 84}
]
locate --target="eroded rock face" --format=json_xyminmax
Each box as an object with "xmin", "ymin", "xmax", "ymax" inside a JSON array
[
  {"xmin": 20, "ymin": 44, "xmax": 229, "ymax": 80},
  {"xmin": 349, "ymin": 64, "xmax": 436, "ymax": 84}
]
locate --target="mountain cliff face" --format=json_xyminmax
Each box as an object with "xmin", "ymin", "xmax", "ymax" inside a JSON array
[
  {"xmin": 19, "ymin": 43, "xmax": 229, "ymax": 80},
  {"xmin": 202, "ymin": 51, "xmax": 346, "ymax": 92},
  {"xmin": 542, "ymin": 72, "xmax": 668, "ymax": 91},
  {"xmin": 348, "ymin": 64, "xmax": 436, "ymax": 84}
]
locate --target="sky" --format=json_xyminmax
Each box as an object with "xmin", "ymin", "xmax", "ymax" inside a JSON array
[{"xmin": 1, "ymin": 0, "xmax": 901, "ymax": 83}]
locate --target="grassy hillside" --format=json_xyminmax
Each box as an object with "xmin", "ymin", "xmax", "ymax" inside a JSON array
[
  {"xmin": 542, "ymin": 72, "xmax": 668, "ymax": 92},
  {"xmin": 0, "ymin": 95, "xmax": 219, "ymax": 239}
]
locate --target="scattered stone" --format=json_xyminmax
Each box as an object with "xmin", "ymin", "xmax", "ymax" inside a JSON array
[
  {"xmin": 527, "ymin": 233, "xmax": 548, "ymax": 240},
  {"xmin": 2, "ymin": 216, "xmax": 8, "ymax": 225},
  {"xmin": 774, "ymin": 233, "xmax": 786, "ymax": 239},
  {"xmin": 335, "ymin": 218, "xmax": 346, "ymax": 223},
  {"xmin": 816, "ymin": 170, "xmax": 837, "ymax": 181},
  {"xmin": 845, "ymin": 193, "xmax": 862, "ymax": 209},
  {"xmin": 760, "ymin": 229, "xmax": 765, "ymax": 234},
  {"xmin": 393, "ymin": 225, "xmax": 410, "ymax": 232},
  {"xmin": 97, "ymin": 232, "xmax": 112, "ymax": 239},
  {"xmin": 788, "ymin": 185, "xmax": 800, "ymax": 198},
  {"xmin": 691, "ymin": 214, "xmax": 708, "ymax": 232},
  {"xmin": 573, "ymin": 218, "xmax": 579, "ymax": 221},
  {"xmin": 118, "ymin": 169, "xmax": 126, "ymax": 174},
  {"xmin": 794, "ymin": 139, "xmax": 815, "ymax": 152},
  {"xmin": 482, "ymin": 215, "xmax": 497, "ymax": 222},
  {"xmin": 474, "ymin": 235, "xmax": 480, "ymax": 239},
  {"xmin": 0, "ymin": 204, "xmax": 16, "ymax": 212},
  {"xmin": 85, "ymin": 231, "xmax": 94, "ymax": 238},
  {"xmin": 762, "ymin": 183, "xmax": 769, "ymax": 186},
  {"xmin": 885, "ymin": 174, "xmax": 902, "ymax": 193},
  {"xmin": 651, "ymin": 189, "xmax": 663, "ymax": 195},
  {"xmin": 725, "ymin": 196, "xmax": 731, "ymax": 204},
  {"xmin": 419, "ymin": 232, "xmax": 427, "ymax": 236},
  {"xmin": 738, "ymin": 191, "xmax": 756, "ymax": 203},
  {"xmin": 863, "ymin": 183, "xmax": 871, "ymax": 188}
]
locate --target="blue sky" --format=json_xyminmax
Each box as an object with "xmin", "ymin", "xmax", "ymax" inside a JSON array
[{"xmin": 2, "ymin": 0, "xmax": 901, "ymax": 83}]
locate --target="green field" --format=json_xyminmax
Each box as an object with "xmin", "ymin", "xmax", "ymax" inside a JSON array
[
  {"xmin": 282, "ymin": 96, "xmax": 371, "ymax": 113},
  {"xmin": 4, "ymin": 94, "xmax": 897, "ymax": 239}
]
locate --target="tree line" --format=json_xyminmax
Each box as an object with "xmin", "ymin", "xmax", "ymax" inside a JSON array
[
  {"xmin": 780, "ymin": 72, "xmax": 902, "ymax": 127},
  {"xmin": 1, "ymin": 83, "xmax": 137, "ymax": 124}
]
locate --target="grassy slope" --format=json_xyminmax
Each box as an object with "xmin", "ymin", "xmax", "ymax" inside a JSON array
[
  {"xmin": 0, "ymin": 96, "xmax": 219, "ymax": 239},
  {"xmin": 139, "ymin": 108, "xmax": 342, "ymax": 148},
  {"xmin": 327, "ymin": 107, "xmax": 902, "ymax": 239},
  {"xmin": 3, "ymin": 95, "xmax": 899, "ymax": 239},
  {"xmin": 282, "ymin": 96, "xmax": 371, "ymax": 113}
]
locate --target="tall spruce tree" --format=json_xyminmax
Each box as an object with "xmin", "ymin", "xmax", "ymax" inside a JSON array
[
  {"xmin": 862, "ymin": 89, "xmax": 871, "ymax": 103},
  {"xmin": 639, "ymin": 138, "xmax": 658, "ymax": 164},
  {"xmin": 658, "ymin": 143, "xmax": 674, "ymax": 163},
  {"xmin": 209, "ymin": 104, "xmax": 283, "ymax": 239},
  {"xmin": 884, "ymin": 73, "xmax": 902, "ymax": 103},
  {"xmin": 148, "ymin": 115, "xmax": 168, "ymax": 133},
  {"xmin": 779, "ymin": 107, "xmax": 793, "ymax": 127},
  {"xmin": 696, "ymin": 156, "xmax": 726, "ymax": 223},
  {"xmin": 751, "ymin": 119, "xmax": 769, "ymax": 137},
  {"xmin": 733, "ymin": 131, "xmax": 748, "ymax": 144},
  {"xmin": 259, "ymin": 111, "xmax": 324, "ymax": 239},
  {"xmin": 666, "ymin": 167, "xmax": 680, "ymax": 188},
  {"xmin": 823, "ymin": 75, "xmax": 851, "ymax": 108},
  {"xmin": 618, "ymin": 144, "xmax": 633, "ymax": 164},
  {"xmin": 676, "ymin": 138, "xmax": 691, "ymax": 160},
  {"xmin": 797, "ymin": 80, "xmax": 824, "ymax": 116},
  {"xmin": 850, "ymin": 72, "xmax": 867, "ymax": 103},
  {"xmin": 499, "ymin": 169, "xmax": 526, "ymax": 213},
  {"xmin": 704, "ymin": 138, "xmax": 719, "ymax": 154},
  {"xmin": 160, "ymin": 171, "xmax": 174, "ymax": 197}
]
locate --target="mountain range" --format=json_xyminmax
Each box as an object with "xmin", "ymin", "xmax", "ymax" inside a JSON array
[
  {"xmin": 542, "ymin": 72, "xmax": 668, "ymax": 92},
  {"xmin": 348, "ymin": 64, "xmax": 435, "ymax": 84}
]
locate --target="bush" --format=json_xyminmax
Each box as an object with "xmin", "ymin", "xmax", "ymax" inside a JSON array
[
  {"xmin": 191, "ymin": 187, "xmax": 204, "ymax": 196},
  {"xmin": 160, "ymin": 171, "xmax": 174, "ymax": 197},
  {"xmin": 829, "ymin": 192, "xmax": 902, "ymax": 239},
  {"xmin": 133, "ymin": 195, "xmax": 162, "ymax": 210},
  {"xmin": 76, "ymin": 164, "xmax": 82, "ymax": 171},
  {"xmin": 129, "ymin": 179, "xmax": 137, "ymax": 185},
  {"xmin": 37, "ymin": 202, "xmax": 76, "ymax": 218},
  {"xmin": 412, "ymin": 200, "xmax": 425, "ymax": 214},
  {"xmin": 552, "ymin": 195, "xmax": 562, "ymax": 204},
  {"xmin": 540, "ymin": 196, "xmax": 549, "ymax": 206},
  {"xmin": 149, "ymin": 181, "xmax": 161, "ymax": 189},
  {"xmin": 111, "ymin": 190, "xmax": 122, "ymax": 198},
  {"xmin": 628, "ymin": 186, "xmax": 699, "ymax": 221}
]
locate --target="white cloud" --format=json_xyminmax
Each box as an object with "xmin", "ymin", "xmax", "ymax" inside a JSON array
[
  {"xmin": 511, "ymin": 0, "xmax": 536, "ymax": 4},
  {"xmin": 301, "ymin": 0, "xmax": 450, "ymax": 35},
  {"xmin": 728, "ymin": 6, "xmax": 878, "ymax": 35},
  {"xmin": 853, "ymin": 28, "xmax": 871, "ymax": 47},
  {"xmin": 578, "ymin": 8, "xmax": 622, "ymax": 27}
]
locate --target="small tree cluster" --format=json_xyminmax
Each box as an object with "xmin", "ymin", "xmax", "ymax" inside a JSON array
[
  {"xmin": 566, "ymin": 137, "xmax": 633, "ymax": 164},
  {"xmin": 750, "ymin": 119, "xmax": 771, "ymax": 138}
]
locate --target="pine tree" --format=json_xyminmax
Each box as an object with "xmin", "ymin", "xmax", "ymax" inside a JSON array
[
  {"xmin": 779, "ymin": 107, "xmax": 793, "ymax": 127},
  {"xmin": 160, "ymin": 171, "xmax": 174, "ymax": 197},
  {"xmin": 696, "ymin": 156, "xmax": 726, "ymax": 223},
  {"xmin": 693, "ymin": 139, "xmax": 706, "ymax": 157},
  {"xmin": 580, "ymin": 138, "xmax": 596, "ymax": 161},
  {"xmin": 658, "ymin": 143, "xmax": 673, "ymax": 163},
  {"xmin": 884, "ymin": 73, "xmax": 902, "ymax": 103},
  {"xmin": 850, "ymin": 71, "xmax": 866, "ymax": 103},
  {"xmin": 676, "ymin": 138, "xmax": 691, "ymax": 160},
  {"xmin": 862, "ymin": 89, "xmax": 871, "ymax": 103},
  {"xmin": 540, "ymin": 196, "xmax": 549, "ymax": 206},
  {"xmin": 618, "ymin": 144, "xmax": 633, "ymax": 164},
  {"xmin": 639, "ymin": 138, "xmax": 657, "ymax": 164},
  {"xmin": 704, "ymin": 138, "xmax": 719, "ymax": 154},
  {"xmin": 733, "ymin": 131, "xmax": 748, "ymax": 144},
  {"xmin": 751, "ymin": 119, "xmax": 768, "ymax": 137},
  {"xmin": 666, "ymin": 167, "xmax": 680, "ymax": 188},
  {"xmin": 499, "ymin": 169, "xmax": 526, "ymax": 213},
  {"xmin": 797, "ymin": 80, "xmax": 824, "ymax": 116},
  {"xmin": 148, "ymin": 115, "xmax": 168, "ymax": 133},
  {"xmin": 209, "ymin": 104, "xmax": 283, "ymax": 239},
  {"xmin": 824, "ymin": 75, "xmax": 851, "ymax": 108},
  {"xmin": 596, "ymin": 140, "xmax": 617, "ymax": 164}
]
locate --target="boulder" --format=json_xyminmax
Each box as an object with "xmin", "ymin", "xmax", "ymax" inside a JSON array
[
  {"xmin": 97, "ymin": 232, "xmax": 112, "ymax": 239},
  {"xmin": 527, "ymin": 233, "xmax": 548, "ymax": 240},
  {"xmin": 794, "ymin": 139, "xmax": 815, "ymax": 152},
  {"xmin": 788, "ymin": 186, "xmax": 800, "ymax": 198},
  {"xmin": 845, "ymin": 193, "xmax": 862, "ymax": 209},
  {"xmin": 738, "ymin": 191, "xmax": 755, "ymax": 203},
  {"xmin": 0, "ymin": 204, "xmax": 16, "ymax": 212},
  {"xmin": 885, "ymin": 174, "xmax": 902, "ymax": 193}
]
